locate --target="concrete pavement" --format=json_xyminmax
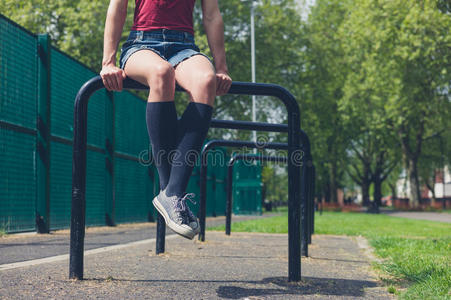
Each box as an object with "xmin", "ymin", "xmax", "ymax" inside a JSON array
[
  {"xmin": 0, "ymin": 227, "xmax": 392, "ymax": 299},
  {"xmin": 0, "ymin": 215, "xmax": 268, "ymax": 265},
  {"xmin": 382, "ymin": 211, "xmax": 451, "ymax": 223}
]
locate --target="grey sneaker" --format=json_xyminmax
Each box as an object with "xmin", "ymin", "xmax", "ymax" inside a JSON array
[
  {"xmin": 152, "ymin": 190, "xmax": 195, "ymax": 239},
  {"xmin": 182, "ymin": 193, "xmax": 200, "ymax": 235}
]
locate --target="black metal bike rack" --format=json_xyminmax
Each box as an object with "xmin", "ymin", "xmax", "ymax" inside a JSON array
[
  {"xmin": 198, "ymin": 139, "xmax": 289, "ymax": 242},
  {"xmin": 70, "ymin": 76, "xmax": 303, "ymax": 281},
  {"xmin": 196, "ymin": 129, "xmax": 315, "ymax": 249},
  {"xmin": 224, "ymin": 153, "xmax": 315, "ymax": 244},
  {"xmin": 225, "ymin": 154, "xmax": 288, "ymax": 235}
]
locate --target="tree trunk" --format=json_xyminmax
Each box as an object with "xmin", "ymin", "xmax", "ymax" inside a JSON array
[
  {"xmin": 324, "ymin": 182, "xmax": 331, "ymax": 203},
  {"xmin": 389, "ymin": 182, "xmax": 397, "ymax": 200},
  {"xmin": 362, "ymin": 180, "xmax": 370, "ymax": 206},
  {"xmin": 425, "ymin": 180, "xmax": 437, "ymax": 208},
  {"xmin": 361, "ymin": 164, "xmax": 371, "ymax": 206},
  {"xmin": 329, "ymin": 162, "xmax": 338, "ymax": 203},
  {"xmin": 398, "ymin": 120, "xmax": 424, "ymax": 209},
  {"xmin": 373, "ymin": 177, "xmax": 382, "ymax": 208},
  {"xmin": 407, "ymin": 157, "xmax": 421, "ymax": 208}
]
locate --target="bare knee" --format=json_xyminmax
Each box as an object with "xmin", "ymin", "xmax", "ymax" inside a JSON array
[
  {"xmin": 190, "ymin": 72, "xmax": 216, "ymax": 103},
  {"xmin": 147, "ymin": 63, "xmax": 175, "ymax": 94},
  {"xmin": 200, "ymin": 72, "xmax": 216, "ymax": 92}
]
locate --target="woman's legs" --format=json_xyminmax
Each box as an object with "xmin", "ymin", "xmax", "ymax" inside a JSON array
[
  {"xmin": 164, "ymin": 55, "xmax": 216, "ymax": 197},
  {"xmin": 124, "ymin": 50, "xmax": 177, "ymax": 190},
  {"xmin": 124, "ymin": 50, "xmax": 175, "ymax": 101},
  {"xmin": 124, "ymin": 51, "xmax": 216, "ymax": 238}
]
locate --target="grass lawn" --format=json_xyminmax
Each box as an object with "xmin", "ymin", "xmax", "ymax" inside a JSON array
[{"xmin": 209, "ymin": 211, "xmax": 451, "ymax": 299}]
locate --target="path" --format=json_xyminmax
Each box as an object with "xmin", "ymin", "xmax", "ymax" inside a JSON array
[
  {"xmin": 382, "ymin": 211, "xmax": 451, "ymax": 223},
  {"xmin": 0, "ymin": 230, "xmax": 392, "ymax": 299}
]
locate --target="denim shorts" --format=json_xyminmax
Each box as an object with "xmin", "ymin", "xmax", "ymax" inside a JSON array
[{"xmin": 119, "ymin": 29, "xmax": 211, "ymax": 69}]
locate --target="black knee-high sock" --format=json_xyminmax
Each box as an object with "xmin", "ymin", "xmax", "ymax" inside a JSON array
[
  {"xmin": 165, "ymin": 102, "xmax": 213, "ymax": 197},
  {"xmin": 146, "ymin": 101, "xmax": 178, "ymax": 190}
]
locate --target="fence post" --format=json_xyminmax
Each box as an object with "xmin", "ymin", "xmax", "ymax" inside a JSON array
[
  {"xmin": 105, "ymin": 91, "xmax": 115, "ymax": 226},
  {"xmin": 225, "ymin": 159, "xmax": 234, "ymax": 235},
  {"xmin": 36, "ymin": 34, "xmax": 51, "ymax": 233}
]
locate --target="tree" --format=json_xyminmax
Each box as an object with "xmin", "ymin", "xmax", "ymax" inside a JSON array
[
  {"xmin": 195, "ymin": 0, "xmax": 305, "ymax": 143},
  {"xmin": 0, "ymin": 0, "xmax": 138, "ymax": 70},
  {"xmin": 338, "ymin": 0, "xmax": 451, "ymax": 207},
  {"xmin": 301, "ymin": 0, "xmax": 351, "ymax": 203}
]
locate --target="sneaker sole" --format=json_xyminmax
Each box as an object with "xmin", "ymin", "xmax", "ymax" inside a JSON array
[
  {"xmin": 190, "ymin": 222, "xmax": 201, "ymax": 235},
  {"xmin": 152, "ymin": 197, "xmax": 195, "ymax": 240}
]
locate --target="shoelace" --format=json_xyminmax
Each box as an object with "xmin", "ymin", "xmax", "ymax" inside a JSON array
[{"xmin": 175, "ymin": 193, "xmax": 196, "ymax": 212}]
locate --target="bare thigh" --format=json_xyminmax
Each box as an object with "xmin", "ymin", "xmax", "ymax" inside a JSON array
[
  {"xmin": 124, "ymin": 50, "xmax": 175, "ymax": 102},
  {"xmin": 175, "ymin": 55, "xmax": 216, "ymax": 106}
]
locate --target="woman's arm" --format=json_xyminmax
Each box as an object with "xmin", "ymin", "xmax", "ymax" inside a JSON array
[
  {"xmin": 201, "ymin": 0, "xmax": 232, "ymax": 95},
  {"xmin": 100, "ymin": 0, "xmax": 128, "ymax": 91}
]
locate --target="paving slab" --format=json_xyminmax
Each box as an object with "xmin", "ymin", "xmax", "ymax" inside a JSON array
[
  {"xmin": 0, "ymin": 215, "xmax": 273, "ymax": 265},
  {"xmin": 0, "ymin": 231, "xmax": 392, "ymax": 299}
]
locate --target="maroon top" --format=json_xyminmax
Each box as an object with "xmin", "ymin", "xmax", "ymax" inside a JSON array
[{"xmin": 131, "ymin": 0, "xmax": 196, "ymax": 35}]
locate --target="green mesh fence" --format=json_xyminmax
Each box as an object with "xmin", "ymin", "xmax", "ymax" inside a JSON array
[
  {"xmin": 49, "ymin": 141, "xmax": 72, "ymax": 229},
  {"xmin": 85, "ymin": 151, "xmax": 107, "ymax": 226},
  {"xmin": 50, "ymin": 47, "xmax": 110, "ymax": 228},
  {"xmin": 0, "ymin": 16, "xmax": 37, "ymax": 129},
  {"xmin": 0, "ymin": 14, "xmax": 259, "ymax": 233},
  {"xmin": 0, "ymin": 129, "xmax": 36, "ymax": 232},
  {"xmin": 114, "ymin": 157, "xmax": 153, "ymax": 223},
  {"xmin": 0, "ymin": 16, "xmax": 37, "ymax": 232},
  {"xmin": 207, "ymin": 147, "xmax": 228, "ymax": 216},
  {"xmin": 186, "ymin": 167, "xmax": 200, "ymax": 217},
  {"xmin": 233, "ymin": 160, "xmax": 262, "ymax": 215},
  {"xmin": 113, "ymin": 91, "xmax": 157, "ymax": 223},
  {"xmin": 214, "ymin": 160, "xmax": 228, "ymax": 216},
  {"xmin": 114, "ymin": 91, "xmax": 148, "ymax": 155}
]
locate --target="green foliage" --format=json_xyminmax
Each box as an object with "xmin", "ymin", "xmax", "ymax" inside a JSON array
[
  {"xmin": 209, "ymin": 214, "xmax": 289, "ymax": 233},
  {"xmin": 196, "ymin": 0, "xmax": 304, "ymax": 143},
  {"xmin": 315, "ymin": 212, "xmax": 451, "ymax": 238},
  {"xmin": 0, "ymin": 0, "xmax": 121, "ymax": 70},
  {"xmin": 338, "ymin": 0, "xmax": 451, "ymax": 205},
  {"xmin": 302, "ymin": 0, "xmax": 451, "ymax": 205},
  {"xmin": 300, "ymin": 0, "xmax": 352, "ymax": 201},
  {"xmin": 261, "ymin": 165, "xmax": 288, "ymax": 204},
  {"xmin": 2, "ymin": 0, "xmax": 450, "ymax": 206},
  {"xmin": 210, "ymin": 212, "xmax": 451, "ymax": 298},
  {"xmin": 372, "ymin": 237, "xmax": 451, "ymax": 300}
]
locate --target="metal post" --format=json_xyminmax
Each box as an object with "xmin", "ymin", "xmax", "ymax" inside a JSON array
[
  {"xmin": 36, "ymin": 34, "xmax": 51, "ymax": 233},
  {"xmin": 311, "ymin": 165, "xmax": 316, "ymax": 235},
  {"xmin": 251, "ymin": 1, "xmax": 256, "ymax": 146},
  {"xmin": 301, "ymin": 158, "xmax": 308, "ymax": 257},
  {"xmin": 307, "ymin": 164, "xmax": 313, "ymax": 245},
  {"xmin": 104, "ymin": 92, "xmax": 115, "ymax": 226},
  {"xmin": 70, "ymin": 78, "xmax": 103, "ymax": 279},
  {"xmin": 226, "ymin": 161, "xmax": 234, "ymax": 235},
  {"xmin": 70, "ymin": 76, "xmax": 303, "ymax": 281},
  {"xmin": 156, "ymin": 214, "xmax": 166, "ymax": 254},
  {"xmin": 199, "ymin": 158, "xmax": 208, "ymax": 241}
]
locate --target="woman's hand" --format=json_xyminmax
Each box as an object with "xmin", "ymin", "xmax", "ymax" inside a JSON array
[
  {"xmin": 100, "ymin": 64, "xmax": 127, "ymax": 91},
  {"xmin": 216, "ymin": 72, "xmax": 232, "ymax": 96}
]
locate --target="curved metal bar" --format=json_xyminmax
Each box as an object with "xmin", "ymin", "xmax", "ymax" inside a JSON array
[
  {"xmin": 226, "ymin": 154, "xmax": 288, "ymax": 236},
  {"xmin": 199, "ymin": 139, "xmax": 289, "ymax": 242},
  {"xmin": 70, "ymin": 76, "xmax": 302, "ymax": 281},
  {"xmin": 211, "ymin": 119, "xmax": 288, "ymax": 133},
  {"xmin": 224, "ymin": 153, "xmax": 315, "ymax": 251}
]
